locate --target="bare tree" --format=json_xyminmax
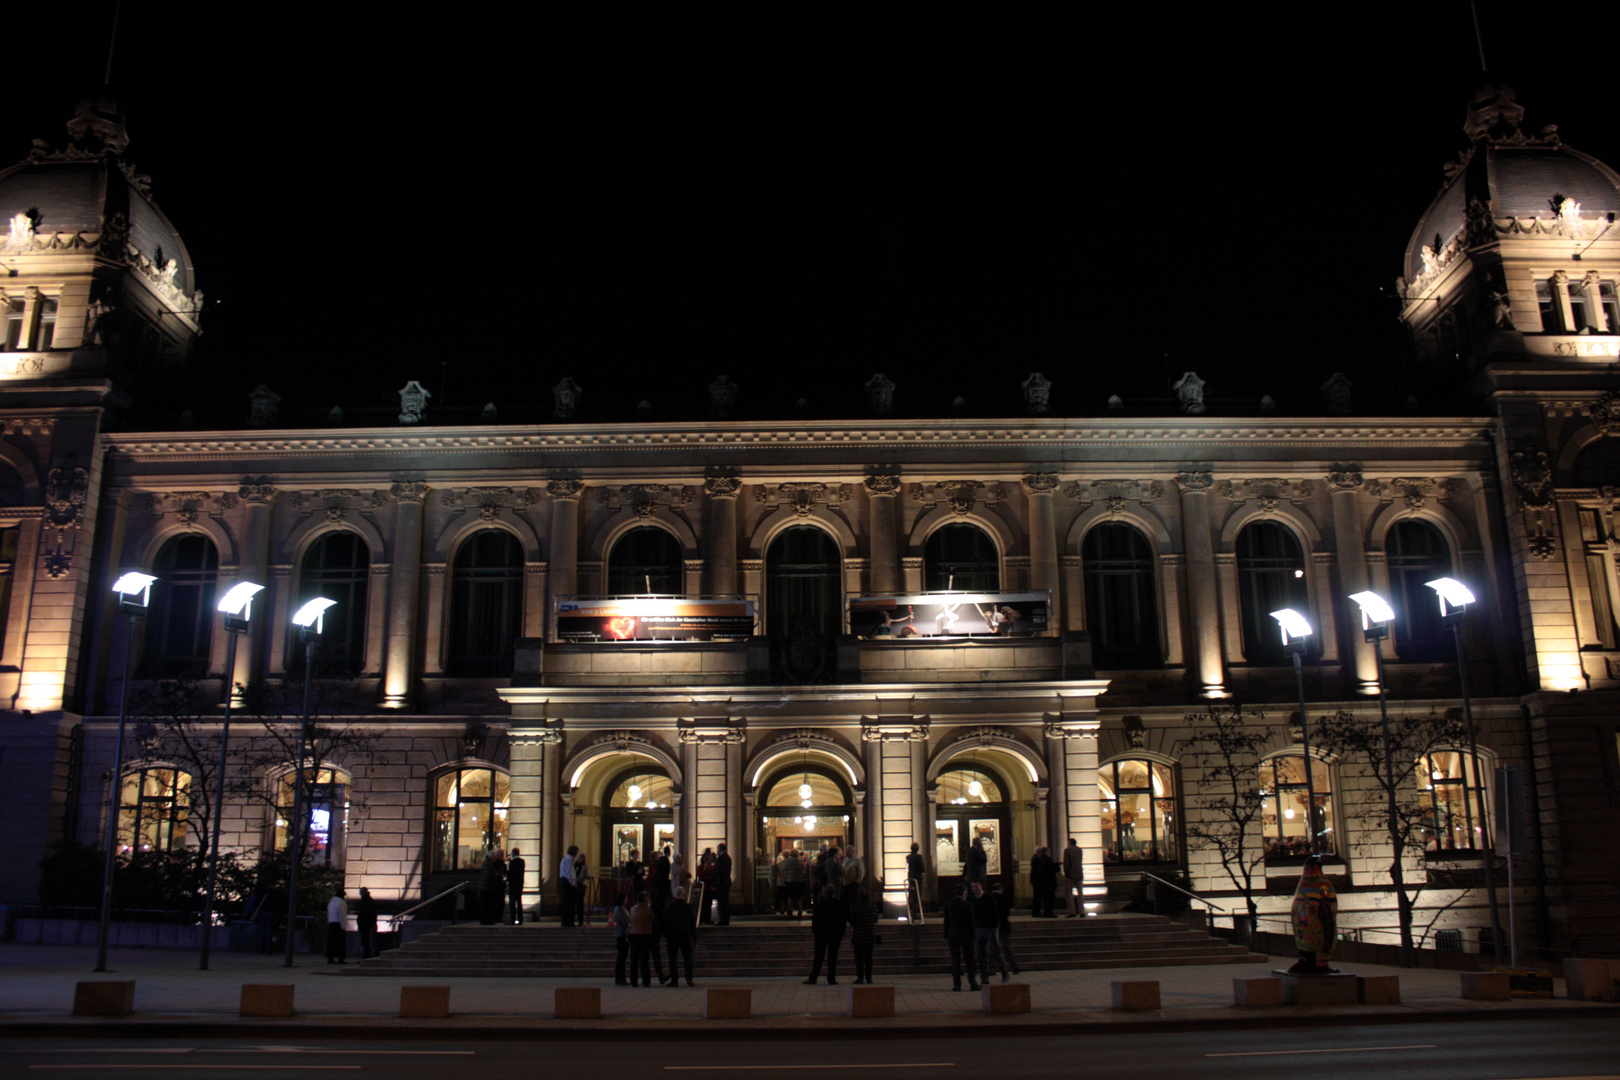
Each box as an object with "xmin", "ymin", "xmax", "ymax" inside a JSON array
[
  {"xmin": 1180, "ymin": 703, "xmax": 1275, "ymax": 931},
  {"xmin": 1315, "ymin": 707, "xmax": 1466, "ymax": 967}
]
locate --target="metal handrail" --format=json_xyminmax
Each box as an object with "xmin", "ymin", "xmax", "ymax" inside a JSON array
[
  {"xmin": 393, "ymin": 880, "xmax": 472, "ymax": 924},
  {"xmin": 1140, "ymin": 872, "xmax": 1234, "ymax": 916}
]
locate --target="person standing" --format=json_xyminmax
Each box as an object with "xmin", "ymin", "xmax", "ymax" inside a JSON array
[
  {"xmin": 696, "ymin": 849, "xmax": 716, "ymax": 924},
  {"xmin": 611, "ymin": 891, "xmax": 632, "ymax": 985},
  {"xmin": 712, "ymin": 842, "xmax": 733, "ymax": 926},
  {"xmin": 990, "ymin": 882, "xmax": 1021, "ymax": 980},
  {"xmin": 325, "ymin": 889, "xmax": 349, "ymax": 965},
  {"xmin": 771, "ymin": 852, "xmax": 787, "ymax": 915},
  {"xmin": 507, "ymin": 847, "xmax": 527, "ymax": 925},
  {"xmin": 1288, "ymin": 855, "xmax": 1338, "ymax": 974},
  {"xmin": 782, "ymin": 849, "xmax": 806, "ymax": 917},
  {"xmin": 803, "ymin": 884, "xmax": 847, "ymax": 985},
  {"xmin": 840, "ymin": 847, "xmax": 865, "ymax": 908},
  {"xmin": 479, "ymin": 849, "xmax": 507, "ymax": 926},
  {"xmin": 970, "ymin": 881, "xmax": 1006, "ymax": 983},
  {"xmin": 964, "ymin": 837, "xmax": 988, "ymax": 890},
  {"xmin": 942, "ymin": 884, "xmax": 978, "ymax": 991},
  {"xmin": 628, "ymin": 890, "xmax": 656, "ymax": 987},
  {"xmin": 625, "ymin": 848, "xmax": 645, "ymax": 901},
  {"xmin": 1062, "ymin": 837, "xmax": 1084, "ymax": 917},
  {"xmin": 1029, "ymin": 845, "xmax": 1057, "ymax": 918},
  {"xmin": 559, "ymin": 845, "xmax": 580, "ymax": 927},
  {"xmin": 652, "ymin": 846, "xmax": 673, "ymax": 911},
  {"xmin": 848, "ymin": 888, "xmax": 880, "ymax": 985},
  {"xmin": 356, "ymin": 887, "xmax": 378, "ymax": 959},
  {"xmin": 664, "ymin": 886, "xmax": 697, "ymax": 987},
  {"xmin": 571, "ymin": 848, "xmax": 592, "ymax": 927}
]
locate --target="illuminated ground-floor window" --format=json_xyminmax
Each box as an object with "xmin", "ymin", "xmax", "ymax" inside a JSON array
[
  {"xmin": 430, "ymin": 766, "xmax": 509, "ymax": 872},
  {"xmin": 118, "ymin": 767, "xmax": 190, "ymax": 855},
  {"xmin": 271, "ymin": 766, "xmax": 351, "ymax": 868}
]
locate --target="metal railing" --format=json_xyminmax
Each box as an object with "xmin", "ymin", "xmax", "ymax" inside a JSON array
[
  {"xmin": 1138, "ymin": 873, "xmax": 1292, "ymax": 932},
  {"xmin": 392, "ymin": 880, "xmax": 471, "ymax": 927}
]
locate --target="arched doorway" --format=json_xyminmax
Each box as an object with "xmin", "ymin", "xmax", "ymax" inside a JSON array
[
  {"xmin": 934, "ymin": 762, "xmax": 1014, "ymax": 900},
  {"xmin": 598, "ymin": 764, "xmax": 677, "ymax": 871},
  {"xmin": 755, "ymin": 760, "xmax": 856, "ymax": 909}
]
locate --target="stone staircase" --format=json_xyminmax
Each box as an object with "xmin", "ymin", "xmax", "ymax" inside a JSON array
[{"xmin": 345, "ymin": 913, "xmax": 1266, "ymax": 978}]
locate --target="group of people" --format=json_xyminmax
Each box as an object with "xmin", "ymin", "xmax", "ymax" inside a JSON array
[
  {"xmin": 475, "ymin": 847, "xmax": 528, "ymax": 926},
  {"xmin": 940, "ymin": 880, "xmax": 1022, "ymax": 990},
  {"xmin": 611, "ymin": 884, "xmax": 699, "ymax": 986},
  {"xmin": 768, "ymin": 843, "xmax": 867, "ymax": 916},
  {"xmin": 321, "ymin": 886, "xmax": 379, "ymax": 964}
]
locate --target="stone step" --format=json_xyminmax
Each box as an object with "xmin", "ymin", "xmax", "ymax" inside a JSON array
[{"xmin": 349, "ymin": 952, "xmax": 1268, "ymax": 978}]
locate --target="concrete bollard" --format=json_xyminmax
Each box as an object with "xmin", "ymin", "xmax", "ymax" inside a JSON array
[
  {"xmin": 1232, "ymin": 977, "xmax": 1283, "ymax": 1007},
  {"xmin": 401, "ymin": 986, "xmax": 451, "ymax": 1018},
  {"xmin": 1563, "ymin": 958, "xmax": 1615, "ymax": 1002},
  {"xmin": 240, "ymin": 984, "xmax": 295, "ymax": 1017},
  {"xmin": 705, "ymin": 988, "xmax": 751, "ymax": 1019},
  {"xmin": 980, "ymin": 983, "xmax": 1031, "ymax": 1014},
  {"xmin": 1110, "ymin": 980, "xmax": 1160, "ymax": 1011},
  {"xmin": 554, "ymin": 987, "xmax": 601, "ymax": 1019},
  {"xmin": 845, "ymin": 985, "xmax": 895, "ymax": 1017},
  {"xmin": 73, "ymin": 981, "xmax": 135, "ymax": 1017},
  {"xmin": 1280, "ymin": 973, "xmax": 1358, "ymax": 1006},
  {"xmin": 1357, "ymin": 975, "xmax": 1401, "ymax": 1005},
  {"xmin": 1460, "ymin": 971, "xmax": 1511, "ymax": 1001}
]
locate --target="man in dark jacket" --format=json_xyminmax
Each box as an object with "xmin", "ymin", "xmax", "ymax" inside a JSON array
[
  {"xmin": 803, "ymin": 884, "xmax": 847, "ymax": 984},
  {"xmin": 507, "ymin": 847, "xmax": 527, "ymax": 925},
  {"xmin": 356, "ymin": 887, "xmax": 379, "ymax": 959},
  {"xmin": 1029, "ymin": 845, "xmax": 1057, "ymax": 918},
  {"xmin": 663, "ymin": 886, "xmax": 697, "ymax": 987},
  {"xmin": 712, "ymin": 843, "xmax": 733, "ymax": 926},
  {"xmin": 942, "ymin": 884, "xmax": 978, "ymax": 991},
  {"xmin": 970, "ymin": 881, "xmax": 1007, "ymax": 982},
  {"xmin": 652, "ymin": 846, "xmax": 673, "ymax": 910},
  {"xmin": 990, "ymin": 882, "xmax": 1021, "ymax": 980}
]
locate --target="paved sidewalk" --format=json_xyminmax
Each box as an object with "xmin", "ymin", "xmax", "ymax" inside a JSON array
[{"xmin": 1, "ymin": 942, "xmax": 1612, "ymax": 1039}]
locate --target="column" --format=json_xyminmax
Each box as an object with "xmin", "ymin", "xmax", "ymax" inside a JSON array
[
  {"xmin": 1023, "ymin": 473, "xmax": 1060, "ymax": 612},
  {"xmin": 509, "ymin": 733, "xmax": 553, "ymax": 912},
  {"xmin": 1045, "ymin": 731, "xmax": 1068, "ymax": 851},
  {"xmin": 420, "ymin": 565, "xmax": 447, "ymax": 675},
  {"xmin": 546, "ymin": 481, "xmax": 583, "ymax": 639},
  {"xmin": 910, "ymin": 736, "xmax": 933, "ymax": 903},
  {"xmin": 705, "ymin": 476, "xmax": 740, "ymax": 595},
  {"xmin": 863, "ymin": 732, "xmax": 883, "ymax": 888},
  {"xmin": 232, "ymin": 482, "xmax": 276, "ymax": 697},
  {"xmin": 541, "ymin": 734, "xmax": 563, "ymax": 902},
  {"xmin": 680, "ymin": 736, "xmax": 699, "ymax": 862},
  {"xmin": 383, "ymin": 482, "xmax": 427, "ymax": 709},
  {"xmin": 865, "ymin": 473, "xmax": 902, "ymax": 593},
  {"xmin": 1049, "ymin": 717, "xmax": 1105, "ymax": 904},
  {"xmin": 1059, "ymin": 555, "xmax": 1083, "ymax": 631},
  {"xmin": 1177, "ymin": 471, "xmax": 1226, "ymax": 697},
  {"xmin": 725, "ymin": 734, "xmax": 745, "ymax": 911},
  {"xmin": 1327, "ymin": 469, "xmax": 1378, "ymax": 693}
]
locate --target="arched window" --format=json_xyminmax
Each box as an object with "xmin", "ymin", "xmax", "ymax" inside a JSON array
[
  {"xmin": 923, "ymin": 524, "xmax": 1000, "ymax": 592},
  {"xmin": 1259, "ymin": 755, "xmax": 1334, "ymax": 859},
  {"xmin": 142, "ymin": 535, "xmax": 218, "ymax": 678},
  {"xmin": 1387, "ymin": 520, "xmax": 1451, "ymax": 662},
  {"xmin": 447, "ymin": 530, "xmax": 524, "ymax": 676},
  {"xmin": 430, "ymin": 766, "xmax": 510, "ymax": 872},
  {"xmin": 1082, "ymin": 523, "xmax": 1161, "ymax": 668},
  {"xmin": 1099, "ymin": 759, "xmax": 1178, "ymax": 864},
  {"xmin": 758, "ymin": 763, "xmax": 854, "ymax": 856},
  {"xmin": 1417, "ymin": 749, "xmax": 1491, "ymax": 853},
  {"xmin": 1236, "ymin": 522, "xmax": 1309, "ymax": 665},
  {"xmin": 601, "ymin": 766, "xmax": 676, "ymax": 869},
  {"xmin": 933, "ymin": 763, "xmax": 1011, "ymax": 887},
  {"xmin": 271, "ymin": 766, "xmax": 350, "ymax": 868},
  {"xmin": 117, "ymin": 767, "xmax": 190, "ymax": 854},
  {"xmin": 766, "ymin": 526, "xmax": 841, "ymax": 638},
  {"xmin": 607, "ymin": 526, "xmax": 683, "ymax": 595},
  {"xmin": 296, "ymin": 532, "xmax": 369, "ymax": 676}
]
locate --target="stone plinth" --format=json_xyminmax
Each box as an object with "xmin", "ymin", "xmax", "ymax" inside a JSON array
[
  {"xmin": 240, "ymin": 984, "xmax": 295, "ymax": 1017},
  {"xmin": 845, "ymin": 985, "xmax": 895, "ymax": 1017},
  {"xmin": 73, "ymin": 981, "xmax": 135, "ymax": 1016},
  {"xmin": 1279, "ymin": 972, "xmax": 1358, "ymax": 1006},
  {"xmin": 1232, "ymin": 977, "xmax": 1283, "ymax": 1007},
  {"xmin": 401, "ymin": 986, "xmax": 451, "ymax": 1018},
  {"xmin": 1563, "ymin": 958, "xmax": 1615, "ymax": 1002},
  {"xmin": 705, "ymin": 988, "xmax": 751, "ymax": 1019},
  {"xmin": 1110, "ymin": 980, "xmax": 1160, "ymax": 1011},
  {"xmin": 1357, "ymin": 975, "xmax": 1401, "ymax": 1004},
  {"xmin": 980, "ymin": 983, "xmax": 1031, "ymax": 1014},
  {"xmin": 1460, "ymin": 971, "xmax": 1511, "ymax": 1001},
  {"xmin": 554, "ymin": 986, "xmax": 601, "ymax": 1019}
]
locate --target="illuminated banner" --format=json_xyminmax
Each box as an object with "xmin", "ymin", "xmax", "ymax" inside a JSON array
[
  {"xmin": 556, "ymin": 598, "xmax": 756, "ymax": 641},
  {"xmin": 849, "ymin": 591, "xmax": 1049, "ymax": 638}
]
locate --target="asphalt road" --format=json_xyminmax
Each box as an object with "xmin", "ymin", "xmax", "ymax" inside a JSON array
[{"xmin": 2, "ymin": 1019, "xmax": 1617, "ymax": 1080}]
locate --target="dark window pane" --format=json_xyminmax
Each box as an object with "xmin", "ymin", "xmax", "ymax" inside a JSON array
[
  {"xmin": 766, "ymin": 527, "xmax": 841, "ymax": 638},
  {"xmin": 448, "ymin": 530, "xmax": 524, "ymax": 676},
  {"xmin": 1236, "ymin": 523, "xmax": 1308, "ymax": 665},
  {"xmin": 1082, "ymin": 524, "xmax": 1160, "ymax": 668},
  {"xmin": 606, "ymin": 527, "xmax": 683, "ymax": 594},
  {"xmin": 923, "ymin": 524, "xmax": 1000, "ymax": 592},
  {"xmin": 142, "ymin": 535, "xmax": 219, "ymax": 677},
  {"xmin": 1387, "ymin": 520, "xmax": 1451, "ymax": 662},
  {"xmin": 295, "ymin": 532, "xmax": 369, "ymax": 676}
]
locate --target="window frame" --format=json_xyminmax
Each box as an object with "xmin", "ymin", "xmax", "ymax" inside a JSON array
[
  {"xmin": 922, "ymin": 523, "xmax": 1001, "ymax": 593},
  {"xmin": 1098, "ymin": 757, "xmax": 1181, "ymax": 865},
  {"xmin": 428, "ymin": 765, "xmax": 511, "ymax": 873},
  {"xmin": 140, "ymin": 534, "xmax": 219, "ymax": 679},
  {"xmin": 605, "ymin": 525, "xmax": 685, "ymax": 596},
  {"xmin": 1417, "ymin": 749, "xmax": 1493, "ymax": 856},
  {"xmin": 269, "ymin": 765, "xmax": 351, "ymax": 869},
  {"xmin": 765, "ymin": 525, "xmax": 843, "ymax": 639},
  {"xmin": 1385, "ymin": 519, "xmax": 1452, "ymax": 663},
  {"xmin": 1235, "ymin": 521, "xmax": 1313, "ymax": 666},
  {"xmin": 117, "ymin": 765, "xmax": 191, "ymax": 855},
  {"xmin": 1081, "ymin": 522, "xmax": 1162, "ymax": 669},
  {"xmin": 446, "ymin": 529, "xmax": 525, "ymax": 677},
  {"xmin": 293, "ymin": 531, "xmax": 370, "ymax": 676},
  {"xmin": 1258, "ymin": 754, "xmax": 1335, "ymax": 862}
]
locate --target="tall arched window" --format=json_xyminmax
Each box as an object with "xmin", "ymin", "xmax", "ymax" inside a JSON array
[
  {"xmin": 1259, "ymin": 755, "xmax": 1335, "ymax": 859},
  {"xmin": 271, "ymin": 766, "xmax": 351, "ymax": 868},
  {"xmin": 1417, "ymin": 749, "xmax": 1491, "ymax": 853},
  {"xmin": 923, "ymin": 524, "xmax": 1000, "ymax": 591},
  {"xmin": 1082, "ymin": 523, "xmax": 1160, "ymax": 668},
  {"xmin": 607, "ymin": 526, "xmax": 683, "ymax": 595},
  {"xmin": 766, "ymin": 527, "xmax": 841, "ymax": 638},
  {"xmin": 430, "ymin": 766, "xmax": 510, "ymax": 872},
  {"xmin": 117, "ymin": 767, "xmax": 190, "ymax": 854},
  {"xmin": 142, "ymin": 535, "xmax": 218, "ymax": 677},
  {"xmin": 448, "ymin": 530, "xmax": 524, "ymax": 676},
  {"xmin": 1236, "ymin": 522, "xmax": 1309, "ymax": 665},
  {"xmin": 601, "ymin": 766, "xmax": 676, "ymax": 869},
  {"xmin": 1387, "ymin": 520, "xmax": 1451, "ymax": 662},
  {"xmin": 296, "ymin": 532, "xmax": 369, "ymax": 676},
  {"xmin": 1099, "ymin": 759, "xmax": 1178, "ymax": 864}
]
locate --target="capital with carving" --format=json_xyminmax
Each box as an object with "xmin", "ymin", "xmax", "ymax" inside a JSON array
[
  {"xmin": 1175, "ymin": 471, "xmax": 1214, "ymax": 493},
  {"xmin": 1021, "ymin": 472, "xmax": 1060, "ymax": 495},
  {"xmin": 863, "ymin": 472, "xmax": 902, "ymax": 497},
  {"xmin": 547, "ymin": 479, "xmax": 585, "ymax": 501},
  {"xmin": 860, "ymin": 722, "xmax": 929, "ymax": 742},
  {"xmin": 390, "ymin": 481, "xmax": 429, "ymax": 503},
  {"xmin": 704, "ymin": 475, "xmax": 741, "ymax": 500},
  {"xmin": 1325, "ymin": 465, "xmax": 1363, "ymax": 493},
  {"xmin": 238, "ymin": 476, "xmax": 278, "ymax": 504}
]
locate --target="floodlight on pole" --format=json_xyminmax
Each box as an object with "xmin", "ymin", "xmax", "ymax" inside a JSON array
[
  {"xmin": 1348, "ymin": 589, "xmax": 1411, "ymax": 965},
  {"xmin": 1271, "ymin": 608, "xmax": 1321, "ymax": 855},
  {"xmin": 97, "ymin": 572, "xmax": 158, "ymax": 972},
  {"xmin": 285, "ymin": 596, "xmax": 334, "ymax": 967},
  {"xmin": 216, "ymin": 581, "xmax": 264, "ymax": 633},
  {"xmin": 1426, "ymin": 576, "xmax": 1505, "ymax": 965},
  {"xmin": 1348, "ymin": 591, "xmax": 1396, "ymax": 636}
]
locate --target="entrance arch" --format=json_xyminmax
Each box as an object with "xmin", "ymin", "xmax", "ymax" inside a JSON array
[
  {"xmin": 565, "ymin": 745, "xmax": 683, "ymax": 895},
  {"xmin": 755, "ymin": 759, "xmax": 858, "ymax": 910},
  {"xmin": 927, "ymin": 740, "xmax": 1044, "ymax": 905}
]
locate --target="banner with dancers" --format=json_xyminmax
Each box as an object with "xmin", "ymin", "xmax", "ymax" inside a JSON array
[{"xmin": 848, "ymin": 591, "xmax": 1049, "ymax": 639}]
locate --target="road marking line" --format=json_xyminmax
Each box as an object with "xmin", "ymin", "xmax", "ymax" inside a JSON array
[
  {"xmin": 195, "ymin": 1050, "xmax": 475, "ymax": 1055},
  {"xmin": 1205, "ymin": 1044, "xmax": 1437, "ymax": 1058},
  {"xmin": 666, "ymin": 1067, "xmax": 954, "ymax": 1072},
  {"xmin": 28, "ymin": 1068, "xmax": 361, "ymax": 1072}
]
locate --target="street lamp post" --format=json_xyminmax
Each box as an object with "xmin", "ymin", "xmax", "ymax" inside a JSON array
[
  {"xmin": 1349, "ymin": 589, "xmax": 1410, "ymax": 967},
  {"xmin": 198, "ymin": 581, "xmax": 263, "ymax": 971},
  {"xmin": 1271, "ymin": 608, "xmax": 1320, "ymax": 856},
  {"xmin": 283, "ymin": 597, "xmax": 336, "ymax": 967},
  {"xmin": 96, "ymin": 572, "xmax": 157, "ymax": 973},
  {"xmin": 1426, "ymin": 576, "xmax": 1505, "ymax": 966}
]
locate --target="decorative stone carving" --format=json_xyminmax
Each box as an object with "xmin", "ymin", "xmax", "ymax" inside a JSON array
[
  {"xmin": 590, "ymin": 730, "xmax": 656, "ymax": 755},
  {"xmin": 1107, "ymin": 395, "xmax": 1124, "ymax": 412},
  {"xmin": 1020, "ymin": 472, "xmax": 1060, "ymax": 495},
  {"xmin": 860, "ymin": 723, "xmax": 929, "ymax": 742},
  {"xmin": 441, "ymin": 487, "xmax": 543, "ymax": 522},
  {"xmin": 1464, "ymin": 82, "xmax": 1524, "ymax": 141},
  {"xmin": 1121, "ymin": 715, "xmax": 1146, "ymax": 751},
  {"xmin": 952, "ymin": 725, "xmax": 1020, "ymax": 748},
  {"xmin": 43, "ymin": 459, "xmax": 89, "ymax": 578},
  {"xmin": 708, "ymin": 375, "xmax": 739, "ymax": 419},
  {"xmin": 1606, "ymin": 657, "xmax": 1620, "ymax": 681},
  {"xmin": 1022, "ymin": 372, "xmax": 1052, "ymax": 415},
  {"xmin": 397, "ymin": 381, "xmax": 432, "ymax": 425},
  {"xmin": 677, "ymin": 722, "xmax": 746, "ymax": 745},
  {"xmin": 1215, "ymin": 478, "xmax": 1314, "ymax": 513},
  {"xmin": 865, "ymin": 373, "xmax": 895, "ymax": 416},
  {"xmin": 1325, "ymin": 466, "xmax": 1363, "ymax": 493},
  {"xmin": 1062, "ymin": 479, "xmax": 1164, "ymax": 516},
  {"xmin": 288, "ymin": 489, "xmax": 386, "ymax": 522},
  {"xmin": 909, "ymin": 480, "xmax": 1005, "ymax": 515},
  {"xmin": 546, "ymin": 479, "xmax": 585, "ymax": 501},
  {"xmin": 1172, "ymin": 372, "xmax": 1206, "ymax": 415},
  {"xmin": 1320, "ymin": 373, "xmax": 1353, "ymax": 415},
  {"xmin": 482, "ymin": 402, "xmax": 498, "ymax": 421},
  {"xmin": 461, "ymin": 723, "xmax": 489, "ymax": 759},
  {"xmin": 552, "ymin": 377, "xmax": 584, "ymax": 420},
  {"xmin": 863, "ymin": 472, "xmax": 901, "ymax": 497},
  {"xmin": 773, "ymin": 728, "xmax": 834, "ymax": 751},
  {"xmin": 754, "ymin": 483, "xmax": 850, "ymax": 517},
  {"xmin": 1366, "ymin": 477, "xmax": 1454, "ymax": 512},
  {"xmin": 1259, "ymin": 395, "xmax": 1276, "ymax": 412},
  {"xmin": 1590, "ymin": 392, "xmax": 1620, "ymax": 435},
  {"xmin": 238, "ymin": 476, "xmax": 277, "ymax": 504},
  {"xmin": 1175, "ymin": 471, "xmax": 1214, "ymax": 493},
  {"xmin": 1042, "ymin": 721, "xmax": 1098, "ymax": 742},
  {"xmin": 704, "ymin": 475, "xmax": 742, "ymax": 500},
  {"xmin": 248, "ymin": 385, "xmax": 280, "ymax": 426},
  {"xmin": 390, "ymin": 482, "xmax": 429, "ymax": 503},
  {"xmin": 600, "ymin": 484, "xmax": 695, "ymax": 519},
  {"xmin": 1510, "ymin": 446, "xmax": 1552, "ymax": 508},
  {"xmin": 4, "ymin": 212, "xmax": 35, "ymax": 253}
]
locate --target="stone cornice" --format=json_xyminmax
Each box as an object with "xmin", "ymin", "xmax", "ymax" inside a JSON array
[{"xmin": 500, "ymin": 681, "xmax": 1110, "ymax": 709}]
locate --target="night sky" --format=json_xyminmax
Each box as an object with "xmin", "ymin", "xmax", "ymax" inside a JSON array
[{"xmin": 9, "ymin": 3, "xmax": 1619, "ymax": 425}]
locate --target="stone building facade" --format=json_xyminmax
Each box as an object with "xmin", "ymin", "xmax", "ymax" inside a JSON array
[{"xmin": 0, "ymin": 86, "xmax": 1617, "ymax": 958}]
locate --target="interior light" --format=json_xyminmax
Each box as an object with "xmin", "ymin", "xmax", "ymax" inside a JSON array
[
  {"xmin": 1284, "ymin": 807, "xmax": 1295, "ymax": 819},
  {"xmin": 801, "ymin": 798, "xmax": 812, "ymax": 809},
  {"xmin": 968, "ymin": 779, "xmax": 983, "ymax": 797},
  {"xmin": 841, "ymin": 815, "xmax": 849, "ymax": 822},
  {"xmin": 799, "ymin": 782, "xmax": 812, "ymax": 800},
  {"xmin": 794, "ymin": 816, "xmax": 803, "ymax": 825},
  {"xmin": 628, "ymin": 784, "xmax": 642, "ymax": 802}
]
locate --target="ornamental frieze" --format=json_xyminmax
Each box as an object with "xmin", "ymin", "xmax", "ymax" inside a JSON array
[
  {"xmin": 1214, "ymin": 478, "xmax": 1314, "ymax": 512},
  {"xmin": 442, "ymin": 486, "xmax": 543, "ymax": 523},
  {"xmin": 909, "ymin": 480, "xmax": 1006, "ymax": 515},
  {"xmin": 598, "ymin": 484, "xmax": 695, "ymax": 519},
  {"xmin": 1364, "ymin": 477, "xmax": 1455, "ymax": 511},
  {"xmin": 754, "ymin": 483, "xmax": 851, "ymax": 517},
  {"xmin": 703, "ymin": 475, "xmax": 742, "ymax": 500},
  {"xmin": 1062, "ymin": 479, "xmax": 1165, "ymax": 516}
]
